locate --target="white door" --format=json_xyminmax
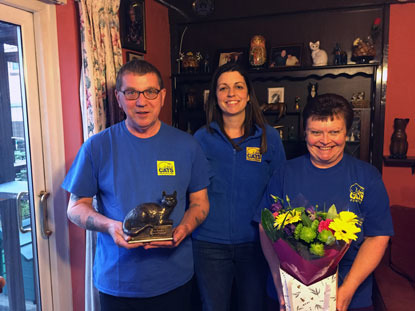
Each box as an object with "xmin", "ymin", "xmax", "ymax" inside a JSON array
[{"xmin": 0, "ymin": 2, "xmax": 72, "ymax": 310}]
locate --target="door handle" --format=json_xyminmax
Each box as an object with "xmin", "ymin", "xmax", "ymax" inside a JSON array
[
  {"xmin": 16, "ymin": 191, "xmax": 31, "ymax": 233},
  {"xmin": 39, "ymin": 191, "xmax": 52, "ymax": 238}
]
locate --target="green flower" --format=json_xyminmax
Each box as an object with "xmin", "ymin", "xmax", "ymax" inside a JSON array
[
  {"xmin": 310, "ymin": 242, "xmax": 325, "ymax": 256},
  {"xmin": 318, "ymin": 229, "xmax": 335, "ymax": 245},
  {"xmin": 311, "ymin": 219, "xmax": 319, "ymax": 231},
  {"xmin": 299, "ymin": 226, "xmax": 316, "ymax": 244},
  {"xmin": 294, "ymin": 223, "xmax": 303, "ymax": 240}
]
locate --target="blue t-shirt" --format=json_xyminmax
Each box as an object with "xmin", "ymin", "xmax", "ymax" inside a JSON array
[
  {"xmin": 62, "ymin": 121, "xmax": 209, "ymax": 298},
  {"xmin": 256, "ymin": 154, "xmax": 394, "ymax": 308},
  {"xmin": 193, "ymin": 122, "xmax": 286, "ymax": 244}
]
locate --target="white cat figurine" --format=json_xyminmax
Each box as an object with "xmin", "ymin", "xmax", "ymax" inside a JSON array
[{"xmin": 309, "ymin": 41, "xmax": 328, "ymax": 66}]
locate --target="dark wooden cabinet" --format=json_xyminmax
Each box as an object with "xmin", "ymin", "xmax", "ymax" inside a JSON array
[
  {"xmin": 173, "ymin": 63, "xmax": 380, "ymax": 161},
  {"xmin": 168, "ymin": 1, "xmax": 390, "ymax": 170}
]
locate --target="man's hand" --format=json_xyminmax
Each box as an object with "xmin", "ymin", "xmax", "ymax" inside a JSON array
[
  {"xmin": 67, "ymin": 194, "xmax": 146, "ymax": 249},
  {"xmin": 142, "ymin": 188, "xmax": 208, "ymax": 250},
  {"xmin": 141, "ymin": 224, "xmax": 190, "ymax": 249},
  {"xmin": 107, "ymin": 220, "xmax": 145, "ymax": 249},
  {"xmin": 172, "ymin": 223, "xmax": 191, "ymax": 246}
]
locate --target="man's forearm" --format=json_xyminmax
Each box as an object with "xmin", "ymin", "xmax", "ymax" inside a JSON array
[
  {"xmin": 180, "ymin": 201, "xmax": 208, "ymax": 232},
  {"xmin": 179, "ymin": 189, "xmax": 209, "ymax": 234},
  {"xmin": 67, "ymin": 194, "xmax": 112, "ymax": 232}
]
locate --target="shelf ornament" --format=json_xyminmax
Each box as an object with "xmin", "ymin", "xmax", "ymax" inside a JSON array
[
  {"xmin": 309, "ymin": 41, "xmax": 328, "ymax": 66},
  {"xmin": 390, "ymin": 118, "xmax": 409, "ymax": 159},
  {"xmin": 352, "ymin": 17, "xmax": 381, "ymax": 64},
  {"xmin": 249, "ymin": 35, "xmax": 267, "ymax": 68},
  {"xmin": 178, "ymin": 51, "xmax": 202, "ymax": 73}
]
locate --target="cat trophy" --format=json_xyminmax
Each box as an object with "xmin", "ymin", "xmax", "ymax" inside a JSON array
[{"xmin": 123, "ymin": 191, "xmax": 177, "ymax": 243}]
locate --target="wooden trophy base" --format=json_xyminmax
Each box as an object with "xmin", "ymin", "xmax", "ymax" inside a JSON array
[{"xmin": 128, "ymin": 224, "xmax": 173, "ymax": 244}]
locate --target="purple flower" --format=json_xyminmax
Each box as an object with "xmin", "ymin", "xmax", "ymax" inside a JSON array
[
  {"xmin": 271, "ymin": 201, "xmax": 283, "ymax": 213},
  {"xmin": 283, "ymin": 223, "xmax": 296, "ymax": 236},
  {"xmin": 306, "ymin": 205, "xmax": 316, "ymax": 221}
]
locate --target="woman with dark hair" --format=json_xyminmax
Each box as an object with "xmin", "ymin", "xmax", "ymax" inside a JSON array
[
  {"xmin": 192, "ymin": 62, "xmax": 286, "ymax": 311},
  {"xmin": 258, "ymin": 93, "xmax": 393, "ymax": 311}
]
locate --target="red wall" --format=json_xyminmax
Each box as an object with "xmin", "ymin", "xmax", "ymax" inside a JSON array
[
  {"xmin": 56, "ymin": 1, "xmax": 171, "ymax": 310},
  {"xmin": 143, "ymin": 0, "xmax": 172, "ymax": 123},
  {"xmin": 55, "ymin": 2, "xmax": 84, "ymax": 311},
  {"xmin": 382, "ymin": 3, "xmax": 415, "ymax": 207}
]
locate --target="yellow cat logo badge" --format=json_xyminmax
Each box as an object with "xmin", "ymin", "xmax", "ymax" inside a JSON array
[
  {"xmin": 157, "ymin": 161, "xmax": 176, "ymax": 176},
  {"xmin": 246, "ymin": 147, "xmax": 262, "ymax": 163},
  {"xmin": 349, "ymin": 183, "xmax": 364, "ymax": 203}
]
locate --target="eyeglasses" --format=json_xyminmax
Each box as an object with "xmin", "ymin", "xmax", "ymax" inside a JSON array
[{"xmin": 119, "ymin": 88, "xmax": 161, "ymax": 100}]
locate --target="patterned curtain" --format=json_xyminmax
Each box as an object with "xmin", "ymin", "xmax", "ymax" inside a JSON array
[
  {"xmin": 78, "ymin": 0, "xmax": 123, "ymax": 310},
  {"xmin": 79, "ymin": 0, "xmax": 123, "ymax": 138}
]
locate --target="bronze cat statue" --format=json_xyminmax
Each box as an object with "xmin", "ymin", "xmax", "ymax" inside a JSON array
[
  {"xmin": 390, "ymin": 118, "xmax": 409, "ymax": 159},
  {"xmin": 123, "ymin": 191, "xmax": 177, "ymax": 242}
]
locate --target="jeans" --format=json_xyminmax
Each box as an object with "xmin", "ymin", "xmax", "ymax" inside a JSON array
[
  {"xmin": 99, "ymin": 279, "xmax": 192, "ymax": 311},
  {"xmin": 193, "ymin": 240, "xmax": 268, "ymax": 311}
]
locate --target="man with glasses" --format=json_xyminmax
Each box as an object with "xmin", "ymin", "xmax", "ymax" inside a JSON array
[{"xmin": 62, "ymin": 60, "xmax": 210, "ymax": 311}]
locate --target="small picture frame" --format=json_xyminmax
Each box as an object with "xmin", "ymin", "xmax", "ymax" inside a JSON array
[
  {"xmin": 216, "ymin": 48, "xmax": 247, "ymax": 68},
  {"xmin": 268, "ymin": 87, "xmax": 285, "ymax": 103},
  {"xmin": 120, "ymin": 0, "xmax": 146, "ymax": 53},
  {"xmin": 127, "ymin": 51, "xmax": 144, "ymax": 62},
  {"xmin": 269, "ymin": 45, "xmax": 302, "ymax": 68}
]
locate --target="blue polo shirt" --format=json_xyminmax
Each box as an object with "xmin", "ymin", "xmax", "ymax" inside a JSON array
[{"xmin": 62, "ymin": 121, "xmax": 209, "ymax": 297}]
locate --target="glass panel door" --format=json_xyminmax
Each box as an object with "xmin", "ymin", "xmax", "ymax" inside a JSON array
[{"xmin": 0, "ymin": 5, "xmax": 53, "ymax": 310}]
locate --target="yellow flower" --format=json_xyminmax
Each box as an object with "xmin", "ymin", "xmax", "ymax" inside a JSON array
[
  {"xmin": 329, "ymin": 211, "xmax": 361, "ymax": 243},
  {"xmin": 337, "ymin": 211, "xmax": 360, "ymax": 224},
  {"xmin": 274, "ymin": 210, "xmax": 301, "ymax": 229}
]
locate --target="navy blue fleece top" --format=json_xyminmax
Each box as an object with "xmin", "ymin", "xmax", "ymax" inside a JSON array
[{"xmin": 192, "ymin": 122, "xmax": 286, "ymax": 244}]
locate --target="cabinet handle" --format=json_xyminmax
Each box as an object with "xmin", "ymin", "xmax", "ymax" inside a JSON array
[
  {"xmin": 16, "ymin": 191, "xmax": 31, "ymax": 233},
  {"xmin": 39, "ymin": 191, "xmax": 52, "ymax": 238}
]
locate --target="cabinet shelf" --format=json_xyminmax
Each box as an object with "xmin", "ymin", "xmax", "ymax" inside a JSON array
[
  {"xmin": 173, "ymin": 63, "xmax": 378, "ymax": 83},
  {"xmin": 262, "ymin": 110, "xmax": 301, "ymax": 116},
  {"xmin": 173, "ymin": 63, "xmax": 378, "ymax": 167},
  {"xmin": 170, "ymin": 3, "xmax": 388, "ymax": 171},
  {"xmin": 383, "ymin": 156, "xmax": 415, "ymax": 175}
]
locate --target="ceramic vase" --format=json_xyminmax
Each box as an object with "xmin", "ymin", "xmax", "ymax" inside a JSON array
[{"xmin": 390, "ymin": 118, "xmax": 409, "ymax": 159}]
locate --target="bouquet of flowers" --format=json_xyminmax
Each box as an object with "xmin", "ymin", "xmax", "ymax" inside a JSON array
[{"xmin": 261, "ymin": 195, "xmax": 362, "ymax": 310}]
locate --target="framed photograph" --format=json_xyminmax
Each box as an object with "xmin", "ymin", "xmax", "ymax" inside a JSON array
[
  {"xmin": 268, "ymin": 87, "xmax": 285, "ymax": 103},
  {"xmin": 120, "ymin": 0, "xmax": 146, "ymax": 53},
  {"xmin": 216, "ymin": 48, "xmax": 247, "ymax": 68},
  {"xmin": 269, "ymin": 45, "xmax": 302, "ymax": 68},
  {"xmin": 126, "ymin": 51, "xmax": 144, "ymax": 62}
]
